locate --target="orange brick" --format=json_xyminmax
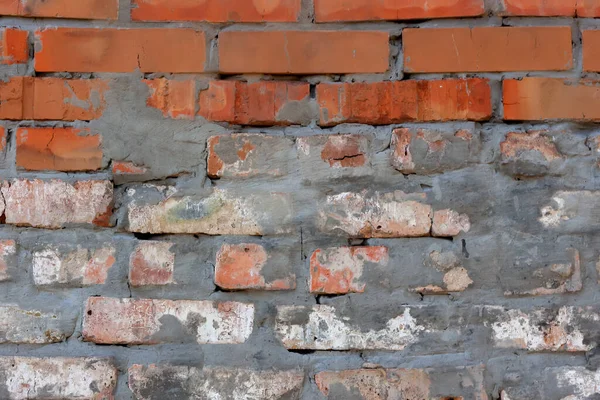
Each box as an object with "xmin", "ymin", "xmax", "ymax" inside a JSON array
[
  {"xmin": 504, "ymin": 78, "xmax": 600, "ymax": 121},
  {"xmin": 317, "ymin": 79, "xmax": 491, "ymax": 126},
  {"xmin": 583, "ymin": 30, "xmax": 600, "ymax": 72},
  {"xmin": 219, "ymin": 31, "xmax": 389, "ymax": 74},
  {"xmin": 0, "ymin": 127, "xmax": 5, "ymax": 153},
  {"xmin": 132, "ymin": 0, "xmax": 301, "ymax": 22},
  {"xmin": 315, "ymin": 0, "xmax": 484, "ymax": 21},
  {"xmin": 198, "ymin": 80, "xmax": 310, "ymax": 126},
  {"xmin": 112, "ymin": 161, "xmax": 148, "ymax": 175},
  {"xmin": 16, "ymin": 127, "xmax": 102, "ymax": 172},
  {"xmin": 35, "ymin": 28, "xmax": 206, "ymax": 73},
  {"xmin": 404, "ymin": 27, "xmax": 572, "ymax": 73},
  {"xmin": 500, "ymin": 0, "xmax": 577, "ymax": 15},
  {"xmin": 0, "ymin": 77, "xmax": 108, "ymax": 121},
  {"xmin": 0, "ymin": 0, "xmax": 118, "ymax": 19},
  {"xmin": 578, "ymin": 0, "xmax": 600, "ymax": 16},
  {"xmin": 0, "ymin": 28, "xmax": 28, "ymax": 64},
  {"xmin": 144, "ymin": 79, "xmax": 196, "ymax": 120}
]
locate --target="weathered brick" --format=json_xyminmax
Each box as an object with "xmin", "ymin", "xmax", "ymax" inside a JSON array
[
  {"xmin": 0, "ymin": 305, "xmax": 74, "ymax": 344},
  {"xmin": 404, "ymin": 27, "xmax": 572, "ymax": 73},
  {"xmin": 538, "ymin": 191, "xmax": 600, "ymax": 233},
  {"xmin": 0, "ymin": 126, "xmax": 6, "ymax": 154},
  {"xmin": 391, "ymin": 127, "xmax": 480, "ymax": 174},
  {"xmin": 16, "ymin": 127, "xmax": 102, "ymax": 172},
  {"xmin": 485, "ymin": 306, "xmax": 597, "ymax": 352},
  {"xmin": 132, "ymin": 0, "xmax": 301, "ymax": 22},
  {"xmin": 35, "ymin": 28, "xmax": 206, "ymax": 73},
  {"xmin": 0, "ymin": 77, "xmax": 108, "ymax": 121},
  {"xmin": 315, "ymin": 365, "xmax": 487, "ymax": 400},
  {"xmin": 310, "ymin": 246, "xmax": 388, "ymax": 294},
  {"xmin": 207, "ymin": 134, "xmax": 294, "ymax": 179},
  {"xmin": 411, "ymin": 249, "xmax": 473, "ymax": 294},
  {"xmin": 129, "ymin": 241, "xmax": 175, "ymax": 287},
  {"xmin": 32, "ymin": 245, "xmax": 116, "ymax": 287},
  {"xmin": 317, "ymin": 79, "xmax": 492, "ymax": 126},
  {"xmin": 275, "ymin": 305, "xmax": 428, "ymax": 350},
  {"xmin": 1, "ymin": 179, "xmax": 113, "ymax": 229},
  {"xmin": 0, "ymin": 0, "xmax": 118, "ymax": 19},
  {"xmin": 125, "ymin": 186, "xmax": 293, "ymax": 235},
  {"xmin": 112, "ymin": 161, "xmax": 148, "ymax": 176},
  {"xmin": 297, "ymin": 134, "xmax": 370, "ymax": 169},
  {"xmin": 315, "ymin": 0, "xmax": 484, "ymax": 21},
  {"xmin": 215, "ymin": 243, "xmax": 296, "ymax": 291},
  {"xmin": 0, "ymin": 239, "xmax": 16, "ymax": 281},
  {"xmin": 198, "ymin": 80, "xmax": 311, "ymax": 126},
  {"xmin": 500, "ymin": 131, "xmax": 563, "ymax": 177},
  {"xmin": 219, "ymin": 31, "xmax": 389, "ymax": 74},
  {"xmin": 499, "ymin": 0, "xmax": 578, "ymax": 15},
  {"xmin": 503, "ymin": 78, "xmax": 600, "ymax": 121},
  {"xmin": 83, "ymin": 297, "xmax": 254, "ymax": 345},
  {"xmin": 144, "ymin": 79, "xmax": 196, "ymax": 120},
  {"xmin": 0, "ymin": 28, "xmax": 27, "ymax": 64},
  {"xmin": 129, "ymin": 365, "xmax": 304, "ymax": 400},
  {"xmin": 431, "ymin": 209, "xmax": 471, "ymax": 237},
  {"xmin": 318, "ymin": 190, "xmax": 432, "ymax": 238},
  {"xmin": 0, "ymin": 357, "xmax": 117, "ymax": 399}
]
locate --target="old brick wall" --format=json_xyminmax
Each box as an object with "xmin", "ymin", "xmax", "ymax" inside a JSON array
[{"xmin": 1, "ymin": 0, "xmax": 600, "ymax": 399}]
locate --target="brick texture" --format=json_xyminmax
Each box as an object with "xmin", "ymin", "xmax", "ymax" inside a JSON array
[
  {"xmin": 0, "ymin": 0, "xmax": 118, "ymax": 19},
  {"xmin": 0, "ymin": 28, "xmax": 28, "ymax": 64}
]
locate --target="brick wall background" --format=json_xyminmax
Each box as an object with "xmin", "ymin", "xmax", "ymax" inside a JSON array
[{"xmin": 1, "ymin": 0, "xmax": 600, "ymax": 398}]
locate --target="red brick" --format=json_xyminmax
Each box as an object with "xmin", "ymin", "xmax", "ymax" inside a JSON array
[
  {"xmin": 132, "ymin": 0, "xmax": 301, "ymax": 22},
  {"xmin": 583, "ymin": 30, "xmax": 600, "ymax": 72},
  {"xmin": 310, "ymin": 246, "xmax": 388, "ymax": 294},
  {"xmin": 317, "ymin": 79, "xmax": 491, "ymax": 126},
  {"xmin": 503, "ymin": 78, "xmax": 600, "ymax": 121},
  {"xmin": 219, "ymin": 31, "xmax": 389, "ymax": 74},
  {"xmin": 578, "ymin": 0, "xmax": 600, "ymax": 16},
  {"xmin": 82, "ymin": 297, "xmax": 254, "ymax": 344},
  {"xmin": 0, "ymin": 0, "xmax": 118, "ymax": 19},
  {"xmin": 0, "ymin": 357, "xmax": 117, "ymax": 399},
  {"xmin": 199, "ymin": 80, "xmax": 310, "ymax": 126},
  {"xmin": 1, "ymin": 179, "xmax": 113, "ymax": 228},
  {"xmin": 112, "ymin": 161, "xmax": 148, "ymax": 176},
  {"xmin": 0, "ymin": 77, "xmax": 108, "ymax": 121},
  {"xmin": 35, "ymin": 28, "xmax": 206, "ymax": 73},
  {"xmin": 145, "ymin": 79, "xmax": 196, "ymax": 120},
  {"xmin": 129, "ymin": 241, "xmax": 175, "ymax": 287},
  {"xmin": 0, "ymin": 28, "xmax": 27, "ymax": 64},
  {"xmin": 431, "ymin": 209, "xmax": 471, "ymax": 237},
  {"xmin": 499, "ymin": 0, "xmax": 600, "ymax": 16},
  {"xmin": 16, "ymin": 127, "xmax": 102, "ymax": 172},
  {"xmin": 0, "ymin": 126, "xmax": 6, "ymax": 154},
  {"xmin": 404, "ymin": 27, "xmax": 572, "ymax": 73},
  {"xmin": 315, "ymin": 0, "xmax": 484, "ymax": 21},
  {"xmin": 215, "ymin": 243, "xmax": 296, "ymax": 291}
]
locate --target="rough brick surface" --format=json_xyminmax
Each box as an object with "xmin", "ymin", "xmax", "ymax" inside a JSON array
[
  {"xmin": 144, "ymin": 79, "xmax": 196, "ymax": 120},
  {"xmin": 0, "ymin": 305, "xmax": 74, "ymax": 344},
  {"xmin": 0, "ymin": 28, "xmax": 28, "ymax": 65},
  {"xmin": 0, "ymin": 0, "xmax": 118, "ymax": 19},
  {"xmin": 219, "ymin": 31, "xmax": 389, "ymax": 74}
]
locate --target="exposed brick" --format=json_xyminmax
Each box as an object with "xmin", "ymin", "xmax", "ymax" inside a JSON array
[
  {"xmin": 132, "ymin": 0, "xmax": 301, "ymax": 22},
  {"xmin": 315, "ymin": 365, "xmax": 487, "ymax": 399},
  {"xmin": 500, "ymin": 131, "xmax": 563, "ymax": 177},
  {"xmin": 0, "ymin": 77, "xmax": 108, "ymax": 121},
  {"xmin": 310, "ymin": 246, "xmax": 388, "ymax": 294},
  {"xmin": 0, "ymin": 0, "xmax": 118, "ymax": 19},
  {"xmin": 583, "ymin": 30, "xmax": 600, "ymax": 72},
  {"xmin": 0, "ymin": 357, "xmax": 117, "ymax": 399},
  {"xmin": 404, "ymin": 27, "xmax": 572, "ymax": 73},
  {"xmin": 503, "ymin": 78, "xmax": 600, "ymax": 121},
  {"xmin": 215, "ymin": 243, "xmax": 296, "ymax": 291},
  {"xmin": 32, "ymin": 245, "xmax": 116, "ymax": 287},
  {"xmin": 125, "ymin": 186, "xmax": 293, "ymax": 235},
  {"xmin": 485, "ymin": 306, "xmax": 598, "ymax": 352},
  {"xmin": 0, "ymin": 28, "xmax": 27, "ymax": 64},
  {"xmin": 391, "ymin": 127, "xmax": 480, "ymax": 174},
  {"xmin": 129, "ymin": 365, "xmax": 304, "ymax": 400},
  {"xmin": 144, "ymin": 79, "xmax": 196, "ymax": 120},
  {"xmin": 431, "ymin": 209, "xmax": 471, "ymax": 237},
  {"xmin": 318, "ymin": 190, "xmax": 432, "ymax": 238},
  {"xmin": 82, "ymin": 297, "xmax": 254, "ymax": 345},
  {"xmin": 16, "ymin": 127, "xmax": 102, "ymax": 172},
  {"xmin": 207, "ymin": 134, "xmax": 294, "ymax": 178},
  {"xmin": 297, "ymin": 134, "xmax": 370, "ymax": 169},
  {"xmin": 219, "ymin": 31, "xmax": 389, "ymax": 74},
  {"xmin": 35, "ymin": 28, "xmax": 206, "ymax": 73},
  {"xmin": 1, "ymin": 179, "xmax": 113, "ymax": 229},
  {"xmin": 112, "ymin": 161, "xmax": 148, "ymax": 176},
  {"xmin": 198, "ymin": 80, "xmax": 310, "ymax": 126},
  {"xmin": 129, "ymin": 241, "xmax": 175, "ymax": 287},
  {"xmin": 0, "ymin": 239, "xmax": 16, "ymax": 281},
  {"xmin": 276, "ymin": 305, "xmax": 429, "ymax": 350},
  {"xmin": 315, "ymin": 0, "xmax": 484, "ymax": 21},
  {"xmin": 317, "ymin": 79, "xmax": 492, "ymax": 126},
  {"xmin": 0, "ymin": 305, "xmax": 74, "ymax": 344},
  {"xmin": 0, "ymin": 126, "xmax": 6, "ymax": 154}
]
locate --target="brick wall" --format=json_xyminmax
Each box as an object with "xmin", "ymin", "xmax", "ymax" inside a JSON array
[{"xmin": 1, "ymin": 0, "xmax": 600, "ymax": 399}]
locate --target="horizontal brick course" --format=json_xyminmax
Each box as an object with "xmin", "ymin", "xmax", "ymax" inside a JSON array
[{"xmin": 0, "ymin": 0, "xmax": 118, "ymax": 19}]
